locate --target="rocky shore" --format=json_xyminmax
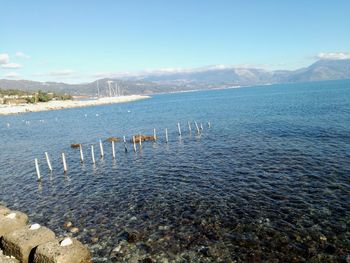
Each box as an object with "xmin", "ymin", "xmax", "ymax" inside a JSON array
[{"xmin": 0, "ymin": 95, "xmax": 150, "ymax": 115}]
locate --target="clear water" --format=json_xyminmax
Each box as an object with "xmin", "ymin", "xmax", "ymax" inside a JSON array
[{"xmin": 0, "ymin": 80, "xmax": 349, "ymax": 262}]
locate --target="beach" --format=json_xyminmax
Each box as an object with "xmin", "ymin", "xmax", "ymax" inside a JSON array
[{"xmin": 0, "ymin": 95, "xmax": 150, "ymax": 115}]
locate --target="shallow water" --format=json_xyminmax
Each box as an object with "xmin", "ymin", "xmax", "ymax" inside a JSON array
[{"xmin": 1, "ymin": 80, "xmax": 350, "ymax": 262}]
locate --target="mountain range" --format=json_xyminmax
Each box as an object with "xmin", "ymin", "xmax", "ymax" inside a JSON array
[{"xmin": 1, "ymin": 59, "xmax": 350, "ymax": 96}]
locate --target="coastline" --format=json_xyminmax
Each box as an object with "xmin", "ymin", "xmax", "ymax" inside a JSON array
[{"xmin": 0, "ymin": 95, "xmax": 150, "ymax": 116}]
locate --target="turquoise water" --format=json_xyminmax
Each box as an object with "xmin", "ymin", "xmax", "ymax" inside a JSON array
[{"xmin": 0, "ymin": 80, "xmax": 350, "ymax": 262}]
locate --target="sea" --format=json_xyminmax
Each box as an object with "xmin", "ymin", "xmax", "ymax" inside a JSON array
[{"xmin": 0, "ymin": 79, "xmax": 349, "ymax": 262}]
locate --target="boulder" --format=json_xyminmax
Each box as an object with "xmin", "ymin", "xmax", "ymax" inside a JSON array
[
  {"xmin": 0, "ymin": 211, "xmax": 28, "ymax": 238},
  {"xmin": 33, "ymin": 237, "xmax": 91, "ymax": 263},
  {"xmin": 0, "ymin": 249, "xmax": 19, "ymax": 263},
  {"xmin": 0, "ymin": 206, "xmax": 10, "ymax": 216},
  {"xmin": 1, "ymin": 225, "xmax": 55, "ymax": 263}
]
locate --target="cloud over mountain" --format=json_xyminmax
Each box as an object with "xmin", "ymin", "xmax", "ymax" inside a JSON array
[
  {"xmin": 315, "ymin": 52, "xmax": 350, "ymax": 60},
  {"xmin": 1, "ymin": 63, "xmax": 22, "ymax": 69}
]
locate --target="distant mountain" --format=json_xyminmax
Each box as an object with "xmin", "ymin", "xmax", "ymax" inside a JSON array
[{"xmin": 1, "ymin": 59, "xmax": 349, "ymax": 96}]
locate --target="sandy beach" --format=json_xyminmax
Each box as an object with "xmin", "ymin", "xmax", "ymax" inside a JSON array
[{"xmin": 0, "ymin": 95, "xmax": 150, "ymax": 115}]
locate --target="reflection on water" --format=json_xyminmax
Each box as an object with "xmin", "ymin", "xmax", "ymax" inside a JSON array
[{"xmin": 1, "ymin": 80, "xmax": 350, "ymax": 262}]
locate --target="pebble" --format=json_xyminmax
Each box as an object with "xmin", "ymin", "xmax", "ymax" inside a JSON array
[
  {"xmin": 91, "ymin": 237, "xmax": 99, "ymax": 243},
  {"xmin": 64, "ymin": 221, "xmax": 73, "ymax": 228},
  {"xmin": 70, "ymin": 227, "xmax": 80, "ymax": 233},
  {"xmin": 319, "ymin": 235, "xmax": 327, "ymax": 241}
]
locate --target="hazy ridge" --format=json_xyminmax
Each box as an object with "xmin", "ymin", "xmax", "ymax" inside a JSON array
[{"xmin": 1, "ymin": 59, "xmax": 349, "ymax": 96}]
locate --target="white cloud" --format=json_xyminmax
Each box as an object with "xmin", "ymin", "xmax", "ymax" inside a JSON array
[
  {"xmin": 92, "ymin": 64, "xmax": 268, "ymax": 80},
  {"xmin": 34, "ymin": 70, "xmax": 76, "ymax": 77},
  {"xmin": 316, "ymin": 52, "xmax": 350, "ymax": 60},
  {"xmin": 0, "ymin": 53, "xmax": 10, "ymax": 64},
  {"xmin": 49, "ymin": 70, "xmax": 75, "ymax": 76},
  {"xmin": 4, "ymin": 72, "xmax": 20, "ymax": 79},
  {"xmin": 1, "ymin": 63, "xmax": 22, "ymax": 69},
  {"xmin": 15, "ymin": 51, "xmax": 30, "ymax": 59}
]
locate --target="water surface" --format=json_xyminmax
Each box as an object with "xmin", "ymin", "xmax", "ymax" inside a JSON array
[{"xmin": 0, "ymin": 80, "xmax": 350, "ymax": 262}]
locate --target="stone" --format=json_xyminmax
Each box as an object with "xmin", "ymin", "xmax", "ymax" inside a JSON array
[
  {"xmin": 1, "ymin": 225, "xmax": 56, "ymax": 263},
  {"xmin": 0, "ymin": 249, "xmax": 19, "ymax": 263},
  {"xmin": 0, "ymin": 206, "xmax": 10, "ymax": 216},
  {"xmin": 70, "ymin": 227, "xmax": 80, "ymax": 233},
  {"xmin": 0, "ymin": 211, "xmax": 28, "ymax": 238},
  {"xmin": 0, "ymin": 254, "xmax": 19, "ymax": 263},
  {"xmin": 90, "ymin": 237, "xmax": 98, "ymax": 243},
  {"xmin": 63, "ymin": 221, "xmax": 73, "ymax": 228},
  {"xmin": 33, "ymin": 237, "xmax": 91, "ymax": 263}
]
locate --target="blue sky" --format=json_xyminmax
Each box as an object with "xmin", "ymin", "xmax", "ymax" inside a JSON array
[{"xmin": 1, "ymin": 0, "xmax": 350, "ymax": 83}]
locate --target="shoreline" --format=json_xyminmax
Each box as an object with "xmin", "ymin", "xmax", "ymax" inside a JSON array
[{"xmin": 0, "ymin": 95, "xmax": 150, "ymax": 116}]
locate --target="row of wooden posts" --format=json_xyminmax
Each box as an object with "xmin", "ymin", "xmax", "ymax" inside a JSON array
[{"xmin": 34, "ymin": 121, "xmax": 211, "ymax": 180}]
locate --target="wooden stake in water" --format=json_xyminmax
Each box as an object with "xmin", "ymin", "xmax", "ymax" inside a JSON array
[
  {"xmin": 188, "ymin": 121, "xmax": 191, "ymax": 132},
  {"xmin": 200, "ymin": 123, "xmax": 203, "ymax": 131},
  {"xmin": 165, "ymin": 128, "xmax": 168, "ymax": 143},
  {"xmin": 35, "ymin": 158, "xmax": 41, "ymax": 180},
  {"xmin": 79, "ymin": 145, "xmax": 84, "ymax": 162},
  {"xmin": 177, "ymin": 122, "xmax": 182, "ymax": 136},
  {"xmin": 139, "ymin": 133, "xmax": 142, "ymax": 147},
  {"xmin": 133, "ymin": 136, "xmax": 137, "ymax": 152},
  {"xmin": 99, "ymin": 139, "xmax": 104, "ymax": 158},
  {"xmin": 112, "ymin": 141, "xmax": 116, "ymax": 159},
  {"xmin": 194, "ymin": 121, "xmax": 200, "ymax": 134},
  {"xmin": 61, "ymin": 152, "xmax": 67, "ymax": 173},
  {"xmin": 91, "ymin": 145, "xmax": 96, "ymax": 164},
  {"xmin": 45, "ymin": 152, "xmax": 52, "ymax": 172},
  {"xmin": 207, "ymin": 122, "xmax": 211, "ymax": 128},
  {"xmin": 153, "ymin": 128, "xmax": 157, "ymax": 141},
  {"xmin": 123, "ymin": 136, "xmax": 128, "ymax": 152}
]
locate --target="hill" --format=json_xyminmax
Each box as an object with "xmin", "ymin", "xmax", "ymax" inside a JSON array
[{"xmin": 1, "ymin": 59, "xmax": 349, "ymax": 96}]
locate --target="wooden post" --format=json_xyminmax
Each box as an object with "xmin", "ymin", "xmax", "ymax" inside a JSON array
[
  {"xmin": 207, "ymin": 122, "xmax": 211, "ymax": 128},
  {"xmin": 153, "ymin": 128, "xmax": 157, "ymax": 141},
  {"xmin": 177, "ymin": 122, "xmax": 181, "ymax": 136},
  {"xmin": 139, "ymin": 133, "xmax": 142, "ymax": 147},
  {"xmin": 35, "ymin": 158, "xmax": 41, "ymax": 181},
  {"xmin": 200, "ymin": 123, "xmax": 203, "ymax": 131},
  {"xmin": 61, "ymin": 152, "xmax": 67, "ymax": 173},
  {"xmin": 165, "ymin": 128, "xmax": 168, "ymax": 143},
  {"xmin": 123, "ymin": 136, "xmax": 128, "ymax": 152},
  {"xmin": 45, "ymin": 152, "xmax": 52, "ymax": 172},
  {"xmin": 133, "ymin": 136, "xmax": 137, "ymax": 152},
  {"xmin": 79, "ymin": 145, "xmax": 84, "ymax": 162},
  {"xmin": 99, "ymin": 139, "xmax": 104, "ymax": 158},
  {"xmin": 112, "ymin": 141, "xmax": 116, "ymax": 159},
  {"xmin": 91, "ymin": 145, "xmax": 96, "ymax": 164},
  {"xmin": 194, "ymin": 121, "xmax": 200, "ymax": 134},
  {"xmin": 188, "ymin": 121, "xmax": 191, "ymax": 132}
]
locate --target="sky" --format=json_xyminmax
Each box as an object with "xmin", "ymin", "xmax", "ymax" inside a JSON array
[{"xmin": 1, "ymin": 0, "xmax": 350, "ymax": 83}]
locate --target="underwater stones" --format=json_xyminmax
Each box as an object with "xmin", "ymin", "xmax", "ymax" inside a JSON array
[
  {"xmin": 70, "ymin": 227, "xmax": 80, "ymax": 234},
  {"xmin": 0, "ymin": 211, "xmax": 28, "ymax": 238},
  {"xmin": 90, "ymin": 237, "xmax": 99, "ymax": 244},
  {"xmin": 63, "ymin": 221, "xmax": 73, "ymax": 228},
  {"xmin": 319, "ymin": 234, "xmax": 327, "ymax": 242},
  {"xmin": 197, "ymin": 246, "xmax": 211, "ymax": 257},
  {"xmin": 118, "ymin": 230, "xmax": 141, "ymax": 243},
  {"xmin": 33, "ymin": 237, "xmax": 91, "ymax": 263},
  {"xmin": 1, "ymin": 225, "xmax": 55, "ymax": 263}
]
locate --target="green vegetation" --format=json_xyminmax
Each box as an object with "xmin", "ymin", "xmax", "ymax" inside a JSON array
[{"xmin": 0, "ymin": 88, "xmax": 72, "ymax": 104}]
